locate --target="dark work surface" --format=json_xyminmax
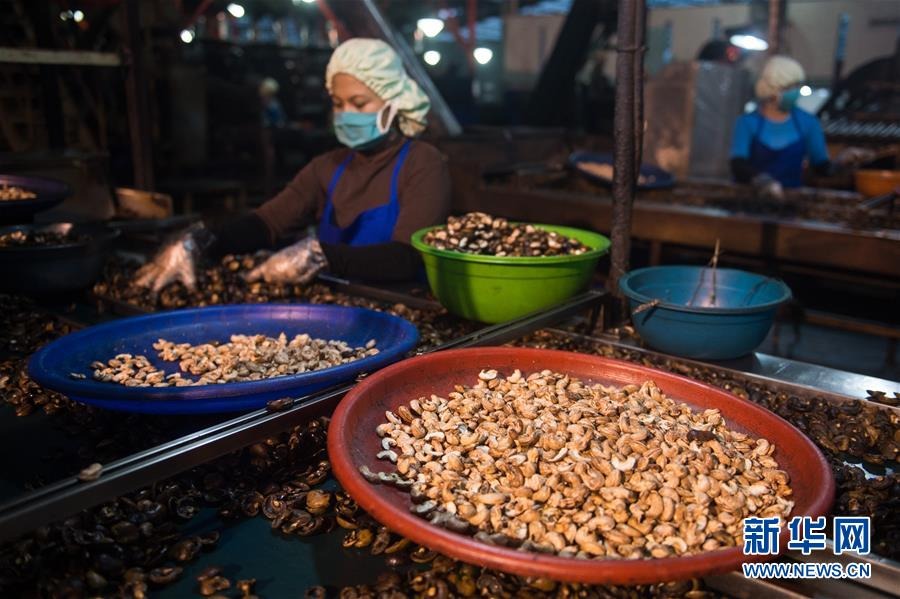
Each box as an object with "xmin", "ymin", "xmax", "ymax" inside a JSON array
[
  {"xmin": 0, "ymin": 297, "xmax": 231, "ymax": 505},
  {"xmin": 0, "ymin": 402, "xmax": 229, "ymax": 505},
  {"xmin": 156, "ymin": 482, "xmax": 398, "ymax": 597}
]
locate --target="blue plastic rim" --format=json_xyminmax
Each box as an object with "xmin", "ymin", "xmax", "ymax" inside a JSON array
[
  {"xmin": 568, "ymin": 151, "xmax": 674, "ymax": 190},
  {"xmin": 28, "ymin": 304, "xmax": 419, "ymax": 414},
  {"xmin": 0, "ymin": 174, "xmax": 71, "ymax": 218},
  {"xmin": 619, "ymin": 266, "xmax": 792, "ymax": 360}
]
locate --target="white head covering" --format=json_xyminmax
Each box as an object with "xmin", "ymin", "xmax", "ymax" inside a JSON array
[
  {"xmin": 755, "ymin": 55, "xmax": 805, "ymax": 100},
  {"xmin": 326, "ymin": 38, "xmax": 431, "ymax": 137},
  {"xmin": 259, "ymin": 77, "xmax": 279, "ymax": 97}
]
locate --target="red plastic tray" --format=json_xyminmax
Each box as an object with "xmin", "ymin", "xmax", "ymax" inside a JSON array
[{"xmin": 328, "ymin": 347, "xmax": 834, "ymax": 585}]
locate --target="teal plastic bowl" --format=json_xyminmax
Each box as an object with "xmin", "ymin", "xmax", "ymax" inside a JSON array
[
  {"xmin": 619, "ymin": 266, "xmax": 792, "ymax": 359},
  {"xmin": 411, "ymin": 224, "xmax": 610, "ymax": 323}
]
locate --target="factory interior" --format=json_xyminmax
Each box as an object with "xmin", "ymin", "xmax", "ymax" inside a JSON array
[{"xmin": 0, "ymin": 0, "xmax": 898, "ymax": 597}]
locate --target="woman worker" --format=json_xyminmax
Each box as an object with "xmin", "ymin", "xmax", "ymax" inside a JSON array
[
  {"xmin": 730, "ymin": 56, "xmax": 846, "ymax": 199},
  {"xmin": 136, "ymin": 38, "xmax": 449, "ymax": 291}
]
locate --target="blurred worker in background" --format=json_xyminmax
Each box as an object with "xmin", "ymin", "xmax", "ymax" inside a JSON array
[
  {"xmin": 696, "ymin": 39, "xmax": 742, "ymax": 64},
  {"xmin": 259, "ymin": 77, "xmax": 287, "ymax": 129},
  {"xmin": 259, "ymin": 77, "xmax": 287, "ymax": 195},
  {"xmin": 136, "ymin": 39, "xmax": 449, "ymax": 291},
  {"xmin": 730, "ymin": 56, "xmax": 830, "ymax": 198}
]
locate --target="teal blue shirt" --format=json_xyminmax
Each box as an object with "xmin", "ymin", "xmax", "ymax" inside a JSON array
[{"xmin": 731, "ymin": 109, "xmax": 829, "ymax": 166}]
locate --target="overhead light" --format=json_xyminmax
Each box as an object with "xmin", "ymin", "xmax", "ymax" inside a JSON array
[
  {"xmin": 293, "ymin": 0, "xmax": 316, "ymax": 4},
  {"xmin": 423, "ymin": 50, "xmax": 441, "ymax": 66},
  {"xmin": 302, "ymin": 0, "xmax": 316, "ymax": 3},
  {"xmin": 59, "ymin": 10, "xmax": 71, "ymax": 21},
  {"xmin": 729, "ymin": 33, "xmax": 768, "ymax": 51},
  {"xmin": 73, "ymin": 10, "xmax": 84, "ymax": 23},
  {"xmin": 800, "ymin": 85, "xmax": 812, "ymax": 97},
  {"xmin": 473, "ymin": 47, "xmax": 493, "ymax": 65},
  {"xmin": 180, "ymin": 29, "xmax": 195, "ymax": 43},
  {"xmin": 417, "ymin": 18, "xmax": 444, "ymax": 38},
  {"xmin": 226, "ymin": 3, "xmax": 245, "ymax": 18}
]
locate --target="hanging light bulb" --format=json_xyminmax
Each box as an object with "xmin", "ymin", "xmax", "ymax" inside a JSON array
[
  {"xmin": 417, "ymin": 18, "xmax": 444, "ymax": 38},
  {"xmin": 473, "ymin": 47, "xmax": 493, "ymax": 65},
  {"xmin": 729, "ymin": 33, "xmax": 768, "ymax": 51}
]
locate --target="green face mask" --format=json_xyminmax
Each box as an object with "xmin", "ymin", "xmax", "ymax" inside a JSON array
[{"xmin": 779, "ymin": 87, "xmax": 801, "ymax": 111}]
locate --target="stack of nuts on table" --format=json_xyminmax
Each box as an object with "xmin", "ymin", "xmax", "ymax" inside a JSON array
[
  {"xmin": 88, "ymin": 334, "xmax": 378, "ymax": 387},
  {"xmin": 423, "ymin": 212, "xmax": 590, "ymax": 257},
  {"xmin": 0, "ymin": 229, "xmax": 85, "ymax": 248},
  {"xmin": 368, "ymin": 369, "xmax": 794, "ymax": 558},
  {"xmin": 92, "ymin": 256, "xmax": 479, "ymax": 350},
  {"xmin": 0, "ymin": 184, "xmax": 37, "ymax": 201}
]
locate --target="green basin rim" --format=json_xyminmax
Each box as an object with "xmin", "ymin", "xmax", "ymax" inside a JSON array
[{"xmin": 411, "ymin": 223, "xmax": 611, "ymax": 266}]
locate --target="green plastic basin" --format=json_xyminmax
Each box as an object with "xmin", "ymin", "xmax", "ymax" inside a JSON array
[{"xmin": 411, "ymin": 224, "xmax": 610, "ymax": 323}]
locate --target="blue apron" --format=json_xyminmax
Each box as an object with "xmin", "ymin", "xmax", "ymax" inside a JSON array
[
  {"xmin": 318, "ymin": 139, "xmax": 412, "ymax": 245},
  {"xmin": 748, "ymin": 110, "xmax": 806, "ymax": 188}
]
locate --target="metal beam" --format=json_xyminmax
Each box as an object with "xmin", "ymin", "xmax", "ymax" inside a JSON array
[
  {"xmin": 122, "ymin": 0, "xmax": 154, "ymax": 190},
  {"xmin": 523, "ymin": 0, "xmax": 612, "ymax": 126},
  {"xmin": 0, "ymin": 47, "xmax": 122, "ymax": 67}
]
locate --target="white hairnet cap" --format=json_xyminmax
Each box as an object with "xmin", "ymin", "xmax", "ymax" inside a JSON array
[
  {"xmin": 326, "ymin": 38, "xmax": 431, "ymax": 137},
  {"xmin": 755, "ymin": 55, "xmax": 805, "ymax": 99},
  {"xmin": 259, "ymin": 77, "xmax": 279, "ymax": 96}
]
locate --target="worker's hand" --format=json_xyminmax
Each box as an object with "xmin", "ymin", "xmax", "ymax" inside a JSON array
[
  {"xmin": 752, "ymin": 173, "xmax": 784, "ymax": 201},
  {"xmin": 133, "ymin": 223, "xmax": 213, "ymax": 293},
  {"xmin": 834, "ymin": 147, "xmax": 876, "ymax": 168},
  {"xmin": 244, "ymin": 237, "xmax": 328, "ymax": 285}
]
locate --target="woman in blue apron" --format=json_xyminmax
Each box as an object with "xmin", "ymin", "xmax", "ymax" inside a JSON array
[
  {"xmin": 136, "ymin": 39, "xmax": 449, "ymax": 291},
  {"xmin": 729, "ymin": 56, "xmax": 831, "ymax": 199}
]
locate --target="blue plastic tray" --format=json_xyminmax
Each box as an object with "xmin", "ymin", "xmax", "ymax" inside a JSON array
[
  {"xmin": 568, "ymin": 151, "xmax": 674, "ymax": 190},
  {"xmin": 0, "ymin": 174, "xmax": 71, "ymax": 224},
  {"xmin": 28, "ymin": 304, "xmax": 419, "ymax": 414}
]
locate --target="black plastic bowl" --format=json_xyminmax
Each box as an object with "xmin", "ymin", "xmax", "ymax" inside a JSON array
[
  {"xmin": 0, "ymin": 174, "xmax": 71, "ymax": 225},
  {"xmin": 0, "ymin": 222, "xmax": 120, "ymax": 296}
]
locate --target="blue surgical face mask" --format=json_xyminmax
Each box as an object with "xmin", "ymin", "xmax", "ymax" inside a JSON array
[
  {"xmin": 779, "ymin": 87, "xmax": 801, "ymax": 111},
  {"xmin": 334, "ymin": 103, "xmax": 396, "ymax": 149}
]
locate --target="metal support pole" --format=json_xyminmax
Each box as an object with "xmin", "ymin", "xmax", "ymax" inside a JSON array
[
  {"xmin": 608, "ymin": 0, "xmax": 645, "ymax": 311},
  {"xmin": 467, "ymin": 0, "xmax": 477, "ymax": 64},
  {"xmin": 22, "ymin": 2, "xmax": 65, "ymax": 149},
  {"xmin": 316, "ymin": 0, "xmax": 352, "ymax": 41},
  {"xmin": 832, "ymin": 13, "xmax": 850, "ymax": 86},
  {"xmin": 768, "ymin": 0, "xmax": 782, "ymax": 55},
  {"xmin": 122, "ymin": 0, "xmax": 154, "ymax": 190},
  {"xmin": 632, "ymin": 0, "xmax": 646, "ymax": 176}
]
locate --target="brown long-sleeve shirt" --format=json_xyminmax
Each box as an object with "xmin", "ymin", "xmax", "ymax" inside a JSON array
[{"xmin": 255, "ymin": 133, "xmax": 450, "ymax": 246}]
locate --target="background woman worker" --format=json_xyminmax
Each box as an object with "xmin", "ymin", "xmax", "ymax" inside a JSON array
[
  {"xmin": 135, "ymin": 38, "xmax": 450, "ymax": 291},
  {"xmin": 729, "ymin": 56, "xmax": 832, "ymax": 199}
]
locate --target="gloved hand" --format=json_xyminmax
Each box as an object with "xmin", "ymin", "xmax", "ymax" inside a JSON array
[
  {"xmin": 133, "ymin": 222, "xmax": 215, "ymax": 293},
  {"xmin": 834, "ymin": 147, "xmax": 876, "ymax": 167},
  {"xmin": 244, "ymin": 237, "xmax": 328, "ymax": 284},
  {"xmin": 752, "ymin": 173, "xmax": 784, "ymax": 201}
]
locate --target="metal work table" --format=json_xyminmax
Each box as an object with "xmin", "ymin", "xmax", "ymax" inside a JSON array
[
  {"xmin": 0, "ymin": 280, "xmax": 897, "ymax": 598},
  {"xmin": 461, "ymin": 183, "xmax": 900, "ymax": 280}
]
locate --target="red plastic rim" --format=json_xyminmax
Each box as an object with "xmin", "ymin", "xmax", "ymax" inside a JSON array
[{"xmin": 328, "ymin": 348, "xmax": 835, "ymax": 584}]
